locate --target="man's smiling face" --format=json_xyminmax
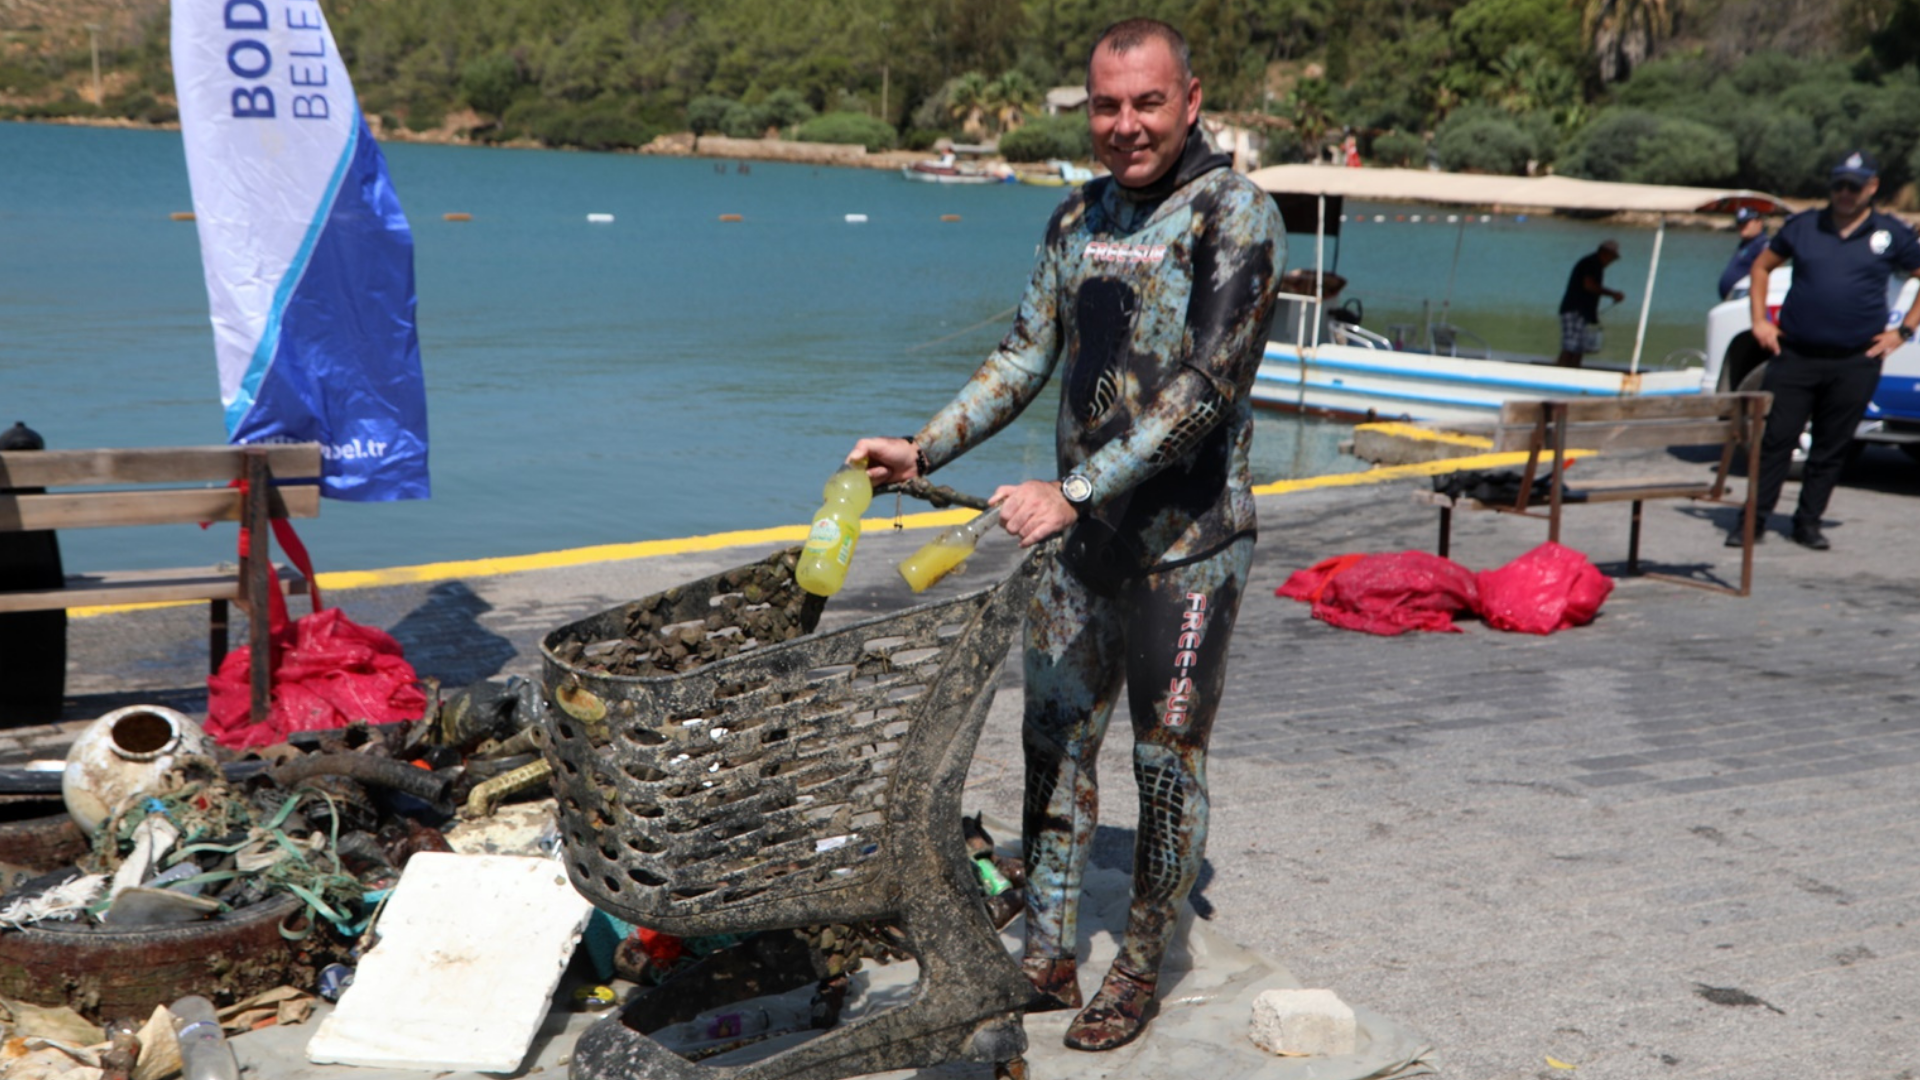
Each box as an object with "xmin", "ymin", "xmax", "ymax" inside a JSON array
[{"xmin": 1087, "ymin": 36, "xmax": 1201, "ymax": 189}]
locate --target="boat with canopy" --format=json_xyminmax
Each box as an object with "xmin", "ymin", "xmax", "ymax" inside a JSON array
[{"xmin": 1244, "ymin": 164, "xmax": 1790, "ymax": 424}]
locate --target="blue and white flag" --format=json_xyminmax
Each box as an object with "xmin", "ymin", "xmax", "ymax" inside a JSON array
[{"xmin": 172, "ymin": 0, "xmax": 429, "ymax": 501}]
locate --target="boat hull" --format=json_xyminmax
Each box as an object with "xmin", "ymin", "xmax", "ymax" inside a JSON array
[
  {"xmin": 1252, "ymin": 341, "xmax": 1708, "ymax": 426},
  {"xmin": 900, "ymin": 165, "xmax": 995, "ymax": 185}
]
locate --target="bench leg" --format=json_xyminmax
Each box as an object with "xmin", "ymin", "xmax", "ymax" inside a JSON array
[
  {"xmin": 1438, "ymin": 506, "xmax": 1452, "ymax": 559},
  {"xmin": 209, "ymin": 599, "xmax": 229, "ymax": 675},
  {"xmin": 243, "ymin": 449, "xmax": 273, "ymax": 726},
  {"xmin": 1628, "ymin": 499, "xmax": 1644, "ymax": 575}
]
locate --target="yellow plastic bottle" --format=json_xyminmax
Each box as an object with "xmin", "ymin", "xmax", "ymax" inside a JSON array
[
  {"xmin": 897, "ymin": 506, "xmax": 1001, "ymax": 593},
  {"xmin": 796, "ymin": 462, "xmax": 873, "ymax": 597}
]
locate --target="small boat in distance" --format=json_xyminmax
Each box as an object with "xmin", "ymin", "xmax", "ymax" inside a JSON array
[
  {"xmin": 902, "ymin": 148, "xmax": 1001, "ymax": 185},
  {"xmin": 901, "ymin": 161, "xmax": 997, "ymax": 184},
  {"xmin": 1244, "ymin": 165, "xmax": 1790, "ymax": 425},
  {"xmin": 1018, "ymin": 160, "xmax": 1095, "ymax": 187}
]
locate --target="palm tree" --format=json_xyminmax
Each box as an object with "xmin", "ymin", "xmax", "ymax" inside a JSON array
[
  {"xmin": 984, "ymin": 70, "xmax": 1039, "ymax": 136},
  {"xmin": 947, "ymin": 71, "xmax": 989, "ymax": 138},
  {"xmin": 1584, "ymin": 0, "xmax": 1674, "ymax": 85}
]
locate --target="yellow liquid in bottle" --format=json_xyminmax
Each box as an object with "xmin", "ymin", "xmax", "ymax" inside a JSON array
[
  {"xmin": 796, "ymin": 462, "xmax": 872, "ymax": 597},
  {"xmin": 898, "ymin": 539, "xmax": 975, "ymax": 593}
]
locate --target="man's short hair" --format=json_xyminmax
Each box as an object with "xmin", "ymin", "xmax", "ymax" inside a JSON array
[
  {"xmin": 1599, "ymin": 239, "xmax": 1620, "ymax": 255},
  {"xmin": 1087, "ymin": 18, "xmax": 1193, "ymax": 84}
]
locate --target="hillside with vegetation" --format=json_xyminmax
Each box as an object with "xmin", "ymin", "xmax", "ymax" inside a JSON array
[{"xmin": 6, "ymin": 0, "xmax": 1920, "ymax": 197}]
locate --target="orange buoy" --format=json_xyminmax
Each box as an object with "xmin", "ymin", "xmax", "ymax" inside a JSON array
[
  {"xmin": 170, "ymin": 211, "xmax": 195, "ymax": 221},
  {"xmin": 443, "ymin": 212, "xmax": 473, "ymax": 222},
  {"xmin": 719, "ymin": 213, "xmax": 744, "ymax": 222},
  {"xmin": 940, "ymin": 214, "xmax": 962, "ymax": 222}
]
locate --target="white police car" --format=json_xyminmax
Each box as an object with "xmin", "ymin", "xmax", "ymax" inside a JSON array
[{"xmin": 1705, "ymin": 266, "xmax": 1920, "ymax": 463}]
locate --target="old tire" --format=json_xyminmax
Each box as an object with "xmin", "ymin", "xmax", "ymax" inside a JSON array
[{"xmin": 0, "ymin": 890, "xmax": 307, "ymax": 1020}]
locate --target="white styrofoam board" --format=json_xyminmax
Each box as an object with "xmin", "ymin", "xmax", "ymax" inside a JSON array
[{"xmin": 304, "ymin": 852, "xmax": 595, "ymax": 1073}]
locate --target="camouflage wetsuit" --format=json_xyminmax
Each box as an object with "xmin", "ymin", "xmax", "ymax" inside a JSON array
[{"xmin": 914, "ymin": 128, "xmax": 1284, "ymax": 983}]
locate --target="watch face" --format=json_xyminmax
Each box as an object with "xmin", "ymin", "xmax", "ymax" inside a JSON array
[{"xmin": 1061, "ymin": 474, "xmax": 1093, "ymax": 504}]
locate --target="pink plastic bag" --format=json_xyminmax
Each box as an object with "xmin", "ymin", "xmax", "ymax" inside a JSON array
[
  {"xmin": 1278, "ymin": 551, "xmax": 1480, "ymax": 636},
  {"xmin": 1473, "ymin": 542, "xmax": 1613, "ymax": 635}
]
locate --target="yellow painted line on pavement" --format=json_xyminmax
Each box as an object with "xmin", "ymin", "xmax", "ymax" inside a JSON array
[
  {"xmin": 1353, "ymin": 420, "xmax": 1494, "ymax": 448},
  {"xmin": 74, "ymin": 453, "xmax": 1591, "ymax": 618},
  {"xmin": 68, "ymin": 506, "xmax": 979, "ymax": 618},
  {"xmin": 1251, "ymin": 448, "xmax": 1593, "ymax": 497}
]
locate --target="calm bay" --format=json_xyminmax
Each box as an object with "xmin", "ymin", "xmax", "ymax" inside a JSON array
[{"xmin": 1, "ymin": 122, "xmax": 1735, "ymax": 574}]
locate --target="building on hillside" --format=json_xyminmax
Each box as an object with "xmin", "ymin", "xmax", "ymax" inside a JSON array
[{"xmin": 1045, "ymin": 87, "xmax": 1088, "ymax": 115}]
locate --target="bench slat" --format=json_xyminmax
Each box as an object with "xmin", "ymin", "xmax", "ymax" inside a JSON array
[
  {"xmin": 0, "ymin": 565, "xmax": 310, "ymax": 612},
  {"xmin": 1493, "ymin": 419, "xmax": 1743, "ymax": 452},
  {"xmin": 0, "ymin": 444, "xmax": 322, "ymax": 488},
  {"xmin": 1496, "ymin": 395, "xmax": 1757, "ymax": 425},
  {"xmin": 0, "ymin": 485, "xmax": 319, "ymax": 531}
]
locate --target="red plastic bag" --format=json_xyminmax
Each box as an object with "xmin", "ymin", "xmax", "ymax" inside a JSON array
[
  {"xmin": 1277, "ymin": 551, "xmax": 1480, "ymax": 636},
  {"xmin": 1473, "ymin": 542, "xmax": 1613, "ymax": 635},
  {"xmin": 204, "ymin": 499, "xmax": 426, "ymax": 749},
  {"xmin": 208, "ymin": 609, "xmax": 428, "ymax": 748}
]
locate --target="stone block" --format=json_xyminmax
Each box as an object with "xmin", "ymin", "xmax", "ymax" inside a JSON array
[{"xmin": 1249, "ymin": 987, "xmax": 1357, "ymax": 1056}]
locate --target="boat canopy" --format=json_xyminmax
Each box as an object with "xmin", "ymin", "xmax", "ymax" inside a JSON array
[{"xmin": 1247, "ymin": 165, "xmax": 1790, "ymax": 217}]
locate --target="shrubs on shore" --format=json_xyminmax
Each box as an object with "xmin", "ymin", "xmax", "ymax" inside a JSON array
[
  {"xmin": 999, "ymin": 115, "xmax": 1092, "ymax": 163},
  {"xmin": 795, "ymin": 112, "xmax": 897, "ymax": 152}
]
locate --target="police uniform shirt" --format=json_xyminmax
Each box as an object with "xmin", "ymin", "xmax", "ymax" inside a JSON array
[{"xmin": 1771, "ymin": 207, "xmax": 1920, "ymax": 351}]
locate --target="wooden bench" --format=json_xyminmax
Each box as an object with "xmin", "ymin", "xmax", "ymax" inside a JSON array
[
  {"xmin": 0, "ymin": 444, "xmax": 322, "ymax": 721},
  {"xmin": 1418, "ymin": 393, "xmax": 1771, "ymax": 596}
]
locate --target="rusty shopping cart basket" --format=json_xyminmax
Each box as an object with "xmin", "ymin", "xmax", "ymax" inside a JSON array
[{"xmin": 540, "ymin": 542, "xmax": 1047, "ymax": 1080}]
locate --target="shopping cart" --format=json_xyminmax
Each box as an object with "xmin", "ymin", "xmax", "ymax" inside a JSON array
[{"xmin": 541, "ymin": 540, "xmax": 1046, "ymax": 1080}]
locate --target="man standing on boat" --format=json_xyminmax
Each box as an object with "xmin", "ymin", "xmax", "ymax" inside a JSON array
[
  {"xmin": 1555, "ymin": 238, "xmax": 1626, "ymax": 367},
  {"xmin": 848, "ymin": 17, "xmax": 1283, "ymax": 1054},
  {"xmin": 1738, "ymin": 150, "xmax": 1920, "ymax": 551},
  {"xmin": 1718, "ymin": 208, "xmax": 1770, "ymax": 301}
]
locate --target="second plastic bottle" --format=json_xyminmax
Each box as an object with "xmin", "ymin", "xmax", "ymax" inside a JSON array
[
  {"xmin": 897, "ymin": 506, "xmax": 1001, "ymax": 593},
  {"xmin": 796, "ymin": 462, "xmax": 873, "ymax": 597}
]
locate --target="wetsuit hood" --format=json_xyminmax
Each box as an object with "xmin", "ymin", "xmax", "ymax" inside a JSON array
[{"xmin": 1112, "ymin": 125, "xmax": 1231, "ymax": 204}]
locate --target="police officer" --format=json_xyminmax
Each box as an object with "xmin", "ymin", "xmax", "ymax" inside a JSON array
[
  {"xmin": 1718, "ymin": 207, "xmax": 1769, "ymax": 301},
  {"xmin": 1739, "ymin": 150, "xmax": 1920, "ymax": 550}
]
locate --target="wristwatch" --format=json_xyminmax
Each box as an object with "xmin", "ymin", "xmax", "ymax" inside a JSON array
[
  {"xmin": 1899, "ymin": 325, "xmax": 1914, "ymax": 341},
  {"xmin": 1060, "ymin": 472, "xmax": 1094, "ymax": 506}
]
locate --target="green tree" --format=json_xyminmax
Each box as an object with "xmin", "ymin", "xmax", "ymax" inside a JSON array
[
  {"xmin": 1370, "ymin": 130, "xmax": 1425, "ymax": 167},
  {"xmin": 1451, "ymin": 0, "xmax": 1581, "ymax": 73},
  {"xmin": 687, "ymin": 95, "xmax": 736, "ymax": 137},
  {"xmin": 1434, "ymin": 107, "xmax": 1534, "ymax": 173},
  {"xmin": 1561, "ymin": 108, "xmax": 1737, "ymax": 185},
  {"xmin": 999, "ymin": 113, "xmax": 1094, "ymax": 161},
  {"xmin": 795, "ymin": 111, "xmax": 897, "ymax": 151},
  {"xmin": 459, "ymin": 52, "xmax": 522, "ymax": 118},
  {"xmin": 758, "ymin": 88, "xmax": 816, "ymax": 132},
  {"xmin": 1284, "ymin": 76, "xmax": 1334, "ymax": 159}
]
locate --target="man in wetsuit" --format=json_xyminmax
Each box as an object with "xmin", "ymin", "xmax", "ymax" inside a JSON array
[{"xmin": 850, "ymin": 17, "xmax": 1283, "ymax": 1053}]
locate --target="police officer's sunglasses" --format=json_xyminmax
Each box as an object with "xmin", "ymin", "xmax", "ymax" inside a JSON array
[{"xmin": 1831, "ymin": 179, "xmax": 1865, "ymax": 193}]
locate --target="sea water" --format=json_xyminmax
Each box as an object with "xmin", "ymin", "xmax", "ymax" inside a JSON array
[{"xmin": 0, "ymin": 122, "xmax": 1734, "ymax": 574}]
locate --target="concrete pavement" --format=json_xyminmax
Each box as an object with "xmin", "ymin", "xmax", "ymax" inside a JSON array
[{"xmin": 6, "ymin": 443, "xmax": 1918, "ymax": 1079}]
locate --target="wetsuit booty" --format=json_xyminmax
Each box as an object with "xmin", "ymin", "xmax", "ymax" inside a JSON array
[
  {"xmin": 1020, "ymin": 955, "xmax": 1083, "ymax": 1012},
  {"xmin": 1063, "ymin": 966, "xmax": 1157, "ymax": 1051}
]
